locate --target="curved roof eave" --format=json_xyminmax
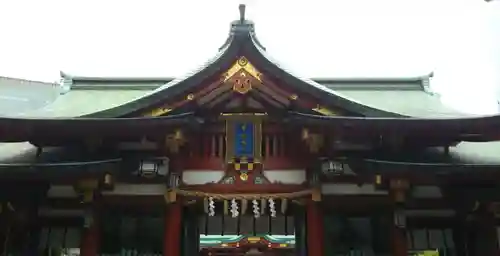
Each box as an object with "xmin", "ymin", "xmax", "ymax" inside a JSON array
[
  {"xmin": 0, "ymin": 112, "xmax": 202, "ymax": 142},
  {"xmin": 60, "ymin": 72, "xmax": 175, "ymax": 83},
  {"xmin": 79, "ymin": 35, "xmax": 241, "ymax": 118},
  {"xmin": 241, "ymin": 35, "xmax": 406, "ymax": 118},
  {"xmin": 312, "ymin": 72, "xmax": 434, "ymax": 83},
  {"xmin": 287, "ymin": 111, "xmax": 500, "ymax": 140}
]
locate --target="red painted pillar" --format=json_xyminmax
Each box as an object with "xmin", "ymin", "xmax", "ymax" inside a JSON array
[
  {"xmin": 80, "ymin": 214, "xmax": 99, "ymax": 256},
  {"xmin": 391, "ymin": 222, "xmax": 407, "ymax": 256},
  {"xmin": 306, "ymin": 200, "xmax": 324, "ymax": 256},
  {"xmin": 390, "ymin": 208, "xmax": 407, "ymax": 256},
  {"xmin": 475, "ymin": 207, "xmax": 499, "ymax": 256},
  {"xmin": 164, "ymin": 202, "xmax": 182, "ymax": 256}
]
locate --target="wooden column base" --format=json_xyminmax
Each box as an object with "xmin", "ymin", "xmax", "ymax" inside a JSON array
[
  {"xmin": 164, "ymin": 202, "xmax": 182, "ymax": 256},
  {"xmin": 80, "ymin": 215, "xmax": 99, "ymax": 256},
  {"xmin": 306, "ymin": 200, "xmax": 324, "ymax": 256},
  {"xmin": 475, "ymin": 209, "xmax": 499, "ymax": 256},
  {"xmin": 391, "ymin": 225, "xmax": 407, "ymax": 256}
]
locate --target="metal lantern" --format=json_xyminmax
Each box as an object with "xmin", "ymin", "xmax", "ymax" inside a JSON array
[
  {"xmin": 394, "ymin": 209, "xmax": 406, "ymax": 228},
  {"xmin": 139, "ymin": 160, "xmax": 159, "ymax": 178},
  {"xmin": 83, "ymin": 209, "xmax": 94, "ymax": 228},
  {"xmin": 321, "ymin": 160, "xmax": 344, "ymax": 175},
  {"xmin": 138, "ymin": 157, "xmax": 169, "ymax": 178}
]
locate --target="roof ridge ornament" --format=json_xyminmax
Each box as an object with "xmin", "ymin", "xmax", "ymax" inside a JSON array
[
  {"xmin": 239, "ymin": 4, "xmax": 246, "ymax": 24},
  {"xmin": 218, "ymin": 4, "xmax": 266, "ymax": 51}
]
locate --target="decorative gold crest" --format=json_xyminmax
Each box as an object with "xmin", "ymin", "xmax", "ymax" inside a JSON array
[
  {"xmin": 237, "ymin": 56, "xmax": 249, "ymax": 66},
  {"xmin": 223, "ymin": 56, "xmax": 262, "ymax": 82},
  {"xmin": 232, "ymin": 71, "xmax": 252, "ymax": 94},
  {"xmin": 240, "ymin": 172, "xmax": 249, "ymax": 181}
]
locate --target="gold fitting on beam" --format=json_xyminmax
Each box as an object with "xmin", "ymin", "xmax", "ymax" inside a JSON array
[
  {"xmin": 82, "ymin": 190, "xmax": 94, "ymax": 203},
  {"xmin": 165, "ymin": 189, "xmax": 177, "ymax": 204},
  {"xmin": 394, "ymin": 190, "xmax": 405, "ymax": 203},
  {"xmin": 390, "ymin": 179, "xmax": 410, "ymax": 190},
  {"xmin": 311, "ymin": 188, "xmax": 322, "ymax": 202},
  {"xmin": 103, "ymin": 173, "xmax": 113, "ymax": 186},
  {"xmin": 76, "ymin": 179, "xmax": 99, "ymax": 191},
  {"xmin": 6, "ymin": 202, "xmax": 14, "ymax": 212},
  {"xmin": 165, "ymin": 129, "xmax": 185, "ymax": 153},
  {"xmin": 301, "ymin": 128, "xmax": 309, "ymax": 140},
  {"xmin": 174, "ymin": 129, "xmax": 183, "ymax": 140}
]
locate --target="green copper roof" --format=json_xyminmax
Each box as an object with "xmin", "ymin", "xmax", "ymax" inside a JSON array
[
  {"xmin": 15, "ymin": 89, "xmax": 151, "ymax": 118},
  {"xmin": 333, "ymin": 90, "xmax": 469, "ymax": 118},
  {"xmin": 448, "ymin": 141, "xmax": 500, "ymax": 164},
  {"xmin": 0, "ymin": 143, "xmax": 36, "ymax": 163},
  {"xmin": 18, "ymin": 82, "xmax": 468, "ymax": 119}
]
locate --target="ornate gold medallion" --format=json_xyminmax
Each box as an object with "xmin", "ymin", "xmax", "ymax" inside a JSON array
[
  {"xmin": 240, "ymin": 172, "xmax": 249, "ymax": 181},
  {"xmin": 232, "ymin": 72, "xmax": 252, "ymax": 94}
]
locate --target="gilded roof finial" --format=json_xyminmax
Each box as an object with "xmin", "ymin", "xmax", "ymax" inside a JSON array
[{"xmin": 239, "ymin": 4, "xmax": 246, "ymax": 23}]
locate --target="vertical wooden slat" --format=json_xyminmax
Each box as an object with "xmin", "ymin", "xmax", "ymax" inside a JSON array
[
  {"xmin": 254, "ymin": 121, "xmax": 263, "ymax": 161},
  {"xmin": 278, "ymin": 135, "xmax": 285, "ymax": 157},
  {"xmin": 211, "ymin": 135, "xmax": 217, "ymax": 157},
  {"xmin": 225, "ymin": 120, "xmax": 235, "ymax": 162},
  {"xmin": 272, "ymin": 135, "xmax": 278, "ymax": 157},
  {"xmin": 218, "ymin": 134, "xmax": 224, "ymax": 159},
  {"xmin": 265, "ymin": 135, "xmax": 271, "ymax": 158},
  {"xmin": 204, "ymin": 135, "xmax": 212, "ymax": 157}
]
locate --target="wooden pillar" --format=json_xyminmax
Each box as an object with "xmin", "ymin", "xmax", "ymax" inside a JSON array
[
  {"xmin": 164, "ymin": 202, "xmax": 182, "ymax": 256},
  {"xmin": 76, "ymin": 179, "xmax": 99, "ymax": 256},
  {"xmin": 473, "ymin": 204, "xmax": 499, "ymax": 256},
  {"xmin": 390, "ymin": 179, "xmax": 409, "ymax": 256},
  {"xmin": 453, "ymin": 210, "xmax": 469, "ymax": 256},
  {"xmin": 391, "ymin": 210, "xmax": 407, "ymax": 256},
  {"xmin": 306, "ymin": 189, "xmax": 324, "ymax": 256},
  {"xmin": 23, "ymin": 187, "xmax": 46, "ymax": 255},
  {"xmin": 80, "ymin": 213, "xmax": 99, "ymax": 256}
]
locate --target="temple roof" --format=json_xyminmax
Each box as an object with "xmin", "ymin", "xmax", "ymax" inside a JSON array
[
  {"xmin": 14, "ymin": 73, "xmax": 459, "ymax": 119},
  {"xmin": 0, "ymin": 5, "xmax": 498, "ymax": 144},
  {"xmin": 0, "ymin": 76, "xmax": 58, "ymax": 115},
  {"xmin": 0, "ymin": 5, "xmax": 463, "ymax": 120},
  {"xmin": 0, "ymin": 4, "xmax": 471, "ymax": 123}
]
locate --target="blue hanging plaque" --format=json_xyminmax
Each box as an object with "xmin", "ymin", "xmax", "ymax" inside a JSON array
[{"xmin": 234, "ymin": 122, "xmax": 254, "ymax": 157}]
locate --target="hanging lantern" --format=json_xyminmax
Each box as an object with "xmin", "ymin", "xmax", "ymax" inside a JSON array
[
  {"xmin": 138, "ymin": 160, "xmax": 159, "ymax": 178},
  {"xmin": 394, "ymin": 209, "xmax": 406, "ymax": 228},
  {"xmin": 83, "ymin": 208, "xmax": 94, "ymax": 228}
]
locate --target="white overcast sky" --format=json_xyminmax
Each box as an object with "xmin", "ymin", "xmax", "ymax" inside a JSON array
[{"xmin": 0, "ymin": 0, "xmax": 499, "ymax": 114}]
